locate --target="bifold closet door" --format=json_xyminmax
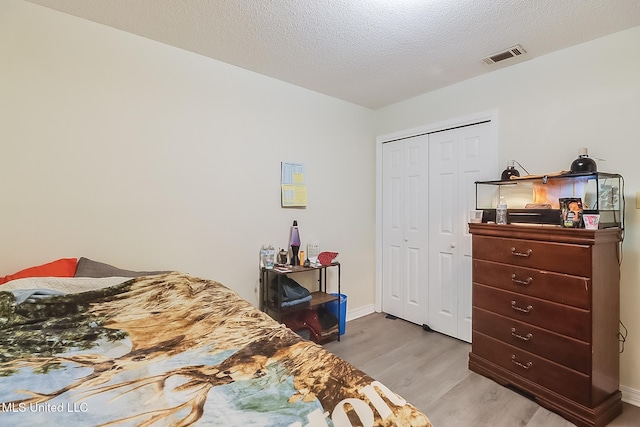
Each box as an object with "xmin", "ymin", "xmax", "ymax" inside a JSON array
[
  {"xmin": 381, "ymin": 135, "xmax": 429, "ymax": 326},
  {"xmin": 427, "ymin": 122, "xmax": 495, "ymax": 342}
]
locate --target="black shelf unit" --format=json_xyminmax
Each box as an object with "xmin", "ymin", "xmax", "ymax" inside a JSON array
[{"xmin": 260, "ymin": 262, "xmax": 341, "ymax": 343}]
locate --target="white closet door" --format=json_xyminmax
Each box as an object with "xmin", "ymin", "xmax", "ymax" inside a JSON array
[
  {"xmin": 382, "ymin": 136, "xmax": 429, "ymax": 325},
  {"xmin": 428, "ymin": 122, "xmax": 495, "ymax": 342},
  {"xmin": 382, "ymin": 141, "xmax": 405, "ymax": 319}
]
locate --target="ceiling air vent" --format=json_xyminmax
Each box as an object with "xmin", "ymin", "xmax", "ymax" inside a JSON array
[{"xmin": 481, "ymin": 45, "xmax": 526, "ymax": 65}]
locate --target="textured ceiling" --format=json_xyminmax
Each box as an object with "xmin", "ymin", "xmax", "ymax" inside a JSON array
[{"xmin": 26, "ymin": 0, "xmax": 640, "ymax": 109}]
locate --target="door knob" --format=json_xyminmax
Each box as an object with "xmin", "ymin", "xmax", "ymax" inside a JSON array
[{"xmin": 450, "ymin": 243, "xmax": 456, "ymax": 248}]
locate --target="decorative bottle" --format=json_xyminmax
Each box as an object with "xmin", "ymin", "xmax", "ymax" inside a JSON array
[
  {"xmin": 570, "ymin": 147, "xmax": 597, "ymax": 173},
  {"xmin": 289, "ymin": 220, "xmax": 301, "ymax": 266},
  {"xmin": 496, "ymin": 197, "xmax": 508, "ymax": 225}
]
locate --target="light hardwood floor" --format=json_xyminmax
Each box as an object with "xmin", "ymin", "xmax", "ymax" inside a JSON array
[{"xmin": 324, "ymin": 313, "xmax": 640, "ymax": 427}]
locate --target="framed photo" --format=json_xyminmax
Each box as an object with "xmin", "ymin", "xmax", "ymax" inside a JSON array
[{"xmin": 559, "ymin": 197, "xmax": 583, "ymax": 228}]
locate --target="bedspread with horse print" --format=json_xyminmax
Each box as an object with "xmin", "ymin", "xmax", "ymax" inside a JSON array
[{"xmin": 0, "ymin": 273, "xmax": 431, "ymax": 426}]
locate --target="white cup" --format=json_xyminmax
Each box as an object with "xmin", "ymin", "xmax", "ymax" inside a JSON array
[{"xmin": 469, "ymin": 210, "xmax": 483, "ymax": 223}]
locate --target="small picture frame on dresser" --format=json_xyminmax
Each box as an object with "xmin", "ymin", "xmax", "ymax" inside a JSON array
[{"xmin": 559, "ymin": 197, "xmax": 583, "ymax": 228}]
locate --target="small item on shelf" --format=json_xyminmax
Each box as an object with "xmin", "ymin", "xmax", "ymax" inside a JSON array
[
  {"xmin": 271, "ymin": 275, "xmax": 311, "ymax": 308},
  {"xmin": 496, "ymin": 197, "xmax": 508, "ymax": 225},
  {"xmin": 259, "ymin": 246, "xmax": 266, "ymax": 269},
  {"xmin": 469, "ymin": 210, "xmax": 483, "ymax": 223},
  {"xmin": 282, "ymin": 307, "xmax": 338, "ymax": 344},
  {"xmin": 560, "ymin": 197, "xmax": 584, "ymax": 228},
  {"xmin": 583, "ymin": 214, "xmax": 600, "ymax": 230},
  {"xmin": 318, "ymin": 251, "xmax": 339, "ymax": 266},
  {"xmin": 307, "ymin": 241, "xmax": 320, "ymax": 262},
  {"xmin": 260, "ymin": 245, "xmax": 275, "ymax": 269},
  {"xmin": 289, "ymin": 220, "xmax": 301, "ymax": 266},
  {"xmin": 570, "ymin": 147, "xmax": 597, "ymax": 173},
  {"xmin": 299, "ymin": 250, "xmax": 305, "ymax": 266},
  {"xmin": 278, "ymin": 248, "xmax": 288, "ymax": 265}
]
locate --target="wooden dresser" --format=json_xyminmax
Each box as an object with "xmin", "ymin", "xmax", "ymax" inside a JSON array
[{"xmin": 468, "ymin": 223, "xmax": 622, "ymax": 427}]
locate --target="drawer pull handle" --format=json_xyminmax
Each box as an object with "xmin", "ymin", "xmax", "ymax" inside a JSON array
[
  {"xmin": 511, "ymin": 328, "xmax": 533, "ymax": 341},
  {"xmin": 511, "ymin": 301, "xmax": 533, "ymax": 313},
  {"xmin": 511, "ymin": 274, "xmax": 533, "ymax": 285},
  {"xmin": 511, "ymin": 355, "xmax": 533, "ymax": 370},
  {"xmin": 511, "ymin": 247, "xmax": 533, "ymax": 257}
]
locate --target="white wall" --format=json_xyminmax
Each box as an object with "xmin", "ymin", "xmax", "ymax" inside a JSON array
[
  {"xmin": 0, "ymin": 0, "xmax": 376, "ymax": 312},
  {"xmin": 374, "ymin": 26, "xmax": 640, "ymax": 397}
]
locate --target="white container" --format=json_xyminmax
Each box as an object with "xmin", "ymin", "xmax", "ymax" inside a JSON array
[
  {"xmin": 469, "ymin": 210, "xmax": 483, "ymax": 223},
  {"xmin": 583, "ymin": 214, "xmax": 600, "ymax": 230},
  {"xmin": 260, "ymin": 245, "xmax": 276, "ymax": 269}
]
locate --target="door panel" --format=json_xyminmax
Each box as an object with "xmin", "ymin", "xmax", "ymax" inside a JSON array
[
  {"xmin": 382, "ymin": 142, "xmax": 404, "ymax": 318},
  {"xmin": 388, "ymin": 244, "xmax": 402, "ymax": 300},
  {"xmin": 428, "ymin": 122, "xmax": 496, "ymax": 342},
  {"xmin": 436, "ymin": 251, "xmax": 455, "ymax": 316},
  {"xmin": 382, "ymin": 136, "xmax": 428, "ymax": 325},
  {"xmin": 402, "ymin": 135, "xmax": 428, "ymax": 325},
  {"xmin": 456, "ymin": 127, "xmax": 494, "ymax": 342},
  {"xmin": 429, "ymin": 132, "xmax": 459, "ymax": 337},
  {"xmin": 407, "ymin": 246, "xmax": 421, "ymax": 306}
]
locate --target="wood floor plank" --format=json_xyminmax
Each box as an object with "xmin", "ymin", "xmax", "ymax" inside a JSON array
[
  {"xmin": 424, "ymin": 373, "xmax": 541, "ymax": 427},
  {"xmin": 324, "ymin": 312, "xmax": 640, "ymax": 427}
]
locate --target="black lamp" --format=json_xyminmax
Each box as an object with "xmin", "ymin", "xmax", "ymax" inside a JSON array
[
  {"xmin": 500, "ymin": 160, "xmax": 530, "ymax": 181},
  {"xmin": 570, "ymin": 147, "xmax": 597, "ymax": 173},
  {"xmin": 501, "ymin": 160, "xmax": 520, "ymax": 180}
]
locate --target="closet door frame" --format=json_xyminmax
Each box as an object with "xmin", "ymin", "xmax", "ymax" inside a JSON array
[{"xmin": 375, "ymin": 110, "xmax": 499, "ymax": 318}]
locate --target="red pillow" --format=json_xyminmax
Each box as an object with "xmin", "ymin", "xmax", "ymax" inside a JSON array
[{"xmin": 0, "ymin": 258, "xmax": 78, "ymax": 285}]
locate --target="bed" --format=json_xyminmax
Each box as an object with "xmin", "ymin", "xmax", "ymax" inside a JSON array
[{"xmin": 0, "ymin": 259, "xmax": 431, "ymax": 426}]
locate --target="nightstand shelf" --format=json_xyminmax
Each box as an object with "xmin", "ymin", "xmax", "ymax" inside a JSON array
[{"xmin": 260, "ymin": 263, "xmax": 341, "ymax": 343}]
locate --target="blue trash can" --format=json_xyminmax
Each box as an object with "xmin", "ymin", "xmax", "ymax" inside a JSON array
[{"xmin": 327, "ymin": 293, "xmax": 347, "ymax": 335}]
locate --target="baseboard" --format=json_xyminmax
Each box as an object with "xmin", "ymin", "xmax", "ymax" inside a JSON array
[
  {"xmin": 346, "ymin": 304, "xmax": 375, "ymax": 322},
  {"xmin": 621, "ymin": 384, "xmax": 640, "ymax": 407}
]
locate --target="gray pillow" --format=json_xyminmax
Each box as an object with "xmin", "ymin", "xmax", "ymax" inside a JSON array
[{"xmin": 74, "ymin": 257, "xmax": 171, "ymax": 278}]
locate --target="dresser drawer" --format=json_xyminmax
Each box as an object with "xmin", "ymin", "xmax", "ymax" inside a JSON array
[
  {"xmin": 472, "ymin": 331, "xmax": 591, "ymax": 406},
  {"xmin": 473, "ymin": 284, "xmax": 591, "ymax": 341},
  {"xmin": 473, "ymin": 259, "xmax": 590, "ymax": 309},
  {"xmin": 473, "ymin": 307, "xmax": 590, "ymax": 374},
  {"xmin": 473, "ymin": 235, "xmax": 591, "ymax": 276}
]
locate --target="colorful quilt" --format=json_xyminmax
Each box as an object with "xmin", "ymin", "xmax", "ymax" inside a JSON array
[{"xmin": 0, "ymin": 273, "xmax": 431, "ymax": 426}]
